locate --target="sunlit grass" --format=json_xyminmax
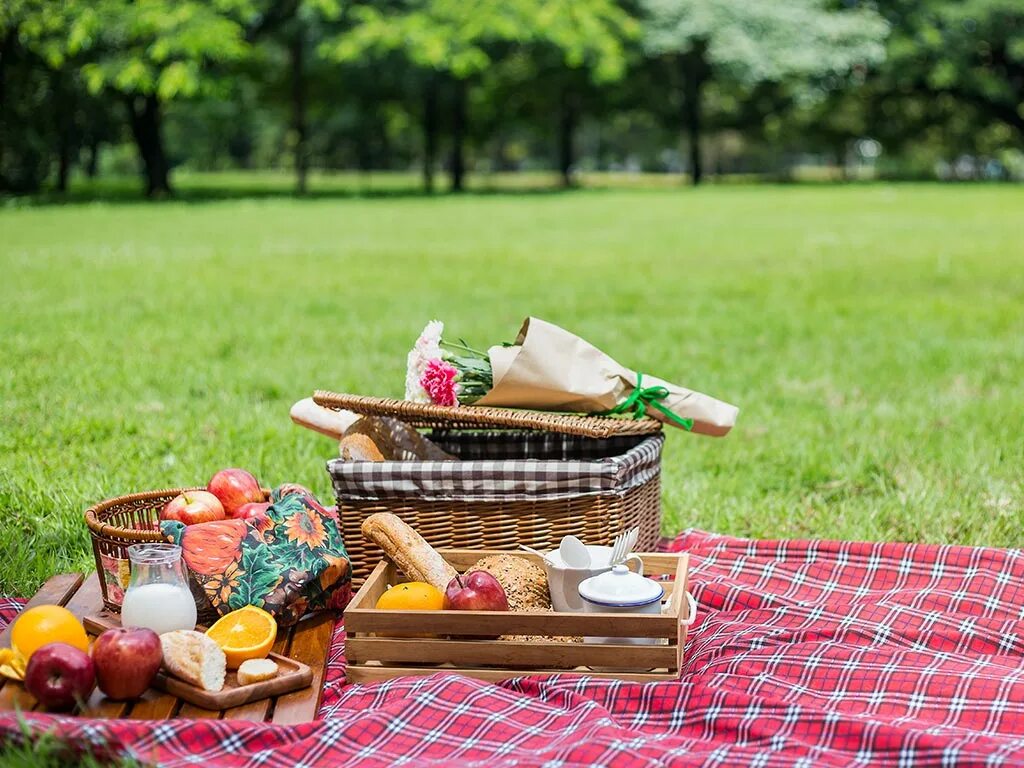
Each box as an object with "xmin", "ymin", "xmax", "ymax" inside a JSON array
[{"xmin": 1, "ymin": 179, "xmax": 1022, "ymax": 596}]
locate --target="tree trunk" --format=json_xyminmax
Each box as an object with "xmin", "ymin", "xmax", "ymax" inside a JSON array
[
  {"xmin": 558, "ymin": 87, "xmax": 577, "ymax": 188},
  {"xmin": 450, "ymin": 78, "xmax": 467, "ymax": 192},
  {"xmin": 54, "ymin": 71, "xmax": 73, "ymax": 193},
  {"xmin": 682, "ymin": 47, "xmax": 708, "ymax": 186},
  {"xmin": 126, "ymin": 94, "xmax": 171, "ymax": 197},
  {"xmin": 290, "ymin": 25, "xmax": 308, "ymax": 195},
  {"xmin": 422, "ymin": 77, "xmax": 438, "ymax": 193},
  {"xmin": 86, "ymin": 140, "xmax": 100, "ymax": 178}
]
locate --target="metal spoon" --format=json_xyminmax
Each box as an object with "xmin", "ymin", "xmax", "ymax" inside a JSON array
[{"xmin": 559, "ymin": 535, "xmax": 591, "ymax": 568}]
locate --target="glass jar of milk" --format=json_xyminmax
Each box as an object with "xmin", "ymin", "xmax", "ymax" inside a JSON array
[{"xmin": 121, "ymin": 544, "xmax": 198, "ymax": 634}]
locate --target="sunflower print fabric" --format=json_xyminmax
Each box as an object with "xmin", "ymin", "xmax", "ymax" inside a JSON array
[{"xmin": 161, "ymin": 487, "xmax": 352, "ymax": 626}]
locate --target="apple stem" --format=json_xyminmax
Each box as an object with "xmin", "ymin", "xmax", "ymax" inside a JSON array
[{"xmin": 456, "ymin": 574, "xmax": 464, "ymax": 589}]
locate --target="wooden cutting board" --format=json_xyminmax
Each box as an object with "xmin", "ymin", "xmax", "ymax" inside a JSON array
[{"xmin": 84, "ymin": 615, "xmax": 313, "ymax": 711}]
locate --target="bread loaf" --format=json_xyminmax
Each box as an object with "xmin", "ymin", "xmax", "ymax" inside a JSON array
[
  {"xmin": 161, "ymin": 630, "xmax": 226, "ymax": 692},
  {"xmin": 339, "ymin": 433, "xmax": 386, "ymax": 462},
  {"xmin": 361, "ymin": 513, "xmax": 458, "ymax": 591},
  {"xmin": 469, "ymin": 554, "xmax": 551, "ymax": 612}
]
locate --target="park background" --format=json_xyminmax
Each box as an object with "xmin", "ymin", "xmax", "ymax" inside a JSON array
[{"xmin": 1, "ymin": 0, "xmax": 1022, "ymax": 600}]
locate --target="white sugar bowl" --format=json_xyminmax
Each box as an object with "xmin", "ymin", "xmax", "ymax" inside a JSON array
[{"xmin": 577, "ymin": 564, "xmax": 665, "ymax": 645}]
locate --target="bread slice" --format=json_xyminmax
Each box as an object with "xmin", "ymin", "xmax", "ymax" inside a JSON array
[
  {"xmin": 237, "ymin": 658, "xmax": 279, "ymax": 686},
  {"xmin": 339, "ymin": 433, "xmax": 386, "ymax": 462},
  {"xmin": 160, "ymin": 630, "xmax": 226, "ymax": 692},
  {"xmin": 361, "ymin": 512, "xmax": 457, "ymax": 591}
]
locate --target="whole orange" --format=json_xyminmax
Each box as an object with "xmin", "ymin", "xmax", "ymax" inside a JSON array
[
  {"xmin": 11, "ymin": 605, "xmax": 89, "ymax": 659},
  {"xmin": 375, "ymin": 582, "xmax": 444, "ymax": 611}
]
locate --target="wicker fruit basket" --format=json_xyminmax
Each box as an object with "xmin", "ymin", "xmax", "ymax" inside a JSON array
[
  {"xmin": 346, "ymin": 549, "xmax": 693, "ymax": 684},
  {"xmin": 314, "ymin": 392, "xmax": 666, "ymax": 586},
  {"xmin": 84, "ymin": 486, "xmax": 270, "ymax": 614}
]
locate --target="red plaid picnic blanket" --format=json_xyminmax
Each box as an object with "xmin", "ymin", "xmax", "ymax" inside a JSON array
[{"xmin": 3, "ymin": 529, "xmax": 1024, "ymax": 766}]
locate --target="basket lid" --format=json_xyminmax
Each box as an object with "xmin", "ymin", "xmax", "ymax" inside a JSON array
[{"xmin": 312, "ymin": 391, "xmax": 662, "ymax": 439}]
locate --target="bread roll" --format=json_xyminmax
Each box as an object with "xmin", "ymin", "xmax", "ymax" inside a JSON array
[
  {"xmin": 469, "ymin": 554, "xmax": 550, "ymax": 612},
  {"xmin": 339, "ymin": 433, "xmax": 386, "ymax": 462},
  {"xmin": 361, "ymin": 513, "xmax": 457, "ymax": 591},
  {"xmin": 161, "ymin": 630, "xmax": 226, "ymax": 692},
  {"xmin": 237, "ymin": 658, "xmax": 279, "ymax": 686}
]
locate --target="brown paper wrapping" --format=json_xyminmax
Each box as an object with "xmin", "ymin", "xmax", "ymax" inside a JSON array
[{"xmin": 475, "ymin": 317, "xmax": 738, "ymax": 436}]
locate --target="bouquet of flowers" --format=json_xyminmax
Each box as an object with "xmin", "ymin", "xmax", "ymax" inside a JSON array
[
  {"xmin": 405, "ymin": 320, "xmax": 494, "ymax": 407},
  {"xmin": 405, "ymin": 317, "xmax": 739, "ymax": 436}
]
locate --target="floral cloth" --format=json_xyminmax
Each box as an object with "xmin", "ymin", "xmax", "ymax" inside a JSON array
[{"xmin": 161, "ymin": 487, "xmax": 351, "ymax": 626}]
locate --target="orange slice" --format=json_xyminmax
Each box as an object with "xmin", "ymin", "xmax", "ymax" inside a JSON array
[{"xmin": 205, "ymin": 606, "xmax": 277, "ymax": 669}]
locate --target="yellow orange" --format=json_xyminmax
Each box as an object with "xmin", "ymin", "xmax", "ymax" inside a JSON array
[
  {"xmin": 375, "ymin": 582, "xmax": 444, "ymax": 611},
  {"xmin": 205, "ymin": 606, "xmax": 277, "ymax": 669},
  {"xmin": 10, "ymin": 605, "xmax": 89, "ymax": 660}
]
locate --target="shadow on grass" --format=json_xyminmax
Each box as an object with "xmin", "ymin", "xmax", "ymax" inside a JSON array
[{"xmin": 1, "ymin": 173, "xmax": 588, "ymax": 208}]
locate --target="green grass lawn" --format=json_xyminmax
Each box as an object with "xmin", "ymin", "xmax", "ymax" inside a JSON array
[{"xmin": 1, "ymin": 181, "xmax": 1022, "ymax": 598}]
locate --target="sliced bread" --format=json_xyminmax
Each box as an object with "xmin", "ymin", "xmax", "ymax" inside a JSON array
[{"xmin": 160, "ymin": 630, "xmax": 226, "ymax": 692}]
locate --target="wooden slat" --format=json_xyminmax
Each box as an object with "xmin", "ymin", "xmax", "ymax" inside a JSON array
[
  {"xmin": 271, "ymin": 612, "xmax": 334, "ymax": 725},
  {"xmin": 79, "ymin": 688, "xmax": 131, "ymax": 719},
  {"xmin": 126, "ymin": 689, "xmax": 181, "ymax": 720},
  {"xmin": 346, "ymin": 636, "xmax": 676, "ymax": 669},
  {"xmin": 0, "ymin": 573, "xmax": 84, "ymax": 648},
  {"xmin": 0, "ymin": 679, "xmax": 36, "ymax": 712},
  {"xmin": 346, "ymin": 561, "xmax": 390, "ymax": 610},
  {"xmin": 347, "ymin": 605, "xmax": 676, "ymax": 638},
  {"xmin": 437, "ymin": 550, "xmax": 682, "ymax": 576},
  {"xmin": 176, "ymin": 702, "xmax": 222, "ymax": 719},
  {"xmin": 346, "ymin": 664, "xmax": 677, "ymax": 685},
  {"xmin": 220, "ymin": 626, "xmax": 295, "ymax": 722}
]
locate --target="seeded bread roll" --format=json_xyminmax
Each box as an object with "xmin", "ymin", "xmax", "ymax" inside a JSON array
[
  {"xmin": 361, "ymin": 513, "xmax": 458, "ymax": 591},
  {"xmin": 161, "ymin": 630, "xmax": 226, "ymax": 692},
  {"xmin": 469, "ymin": 554, "xmax": 551, "ymax": 612}
]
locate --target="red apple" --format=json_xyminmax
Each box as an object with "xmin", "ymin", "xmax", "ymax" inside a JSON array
[
  {"xmin": 207, "ymin": 468, "xmax": 263, "ymax": 516},
  {"xmin": 443, "ymin": 571, "xmax": 509, "ymax": 612},
  {"xmin": 160, "ymin": 490, "xmax": 225, "ymax": 525},
  {"xmin": 23, "ymin": 642, "xmax": 95, "ymax": 711},
  {"xmin": 91, "ymin": 627, "xmax": 162, "ymax": 701},
  {"xmin": 233, "ymin": 501, "xmax": 271, "ymax": 521}
]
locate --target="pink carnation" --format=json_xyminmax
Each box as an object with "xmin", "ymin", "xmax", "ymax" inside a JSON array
[{"xmin": 420, "ymin": 359, "xmax": 460, "ymax": 406}]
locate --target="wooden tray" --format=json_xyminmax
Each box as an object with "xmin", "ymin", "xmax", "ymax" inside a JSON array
[
  {"xmin": 84, "ymin": 615, "xmax": 313, "ymax": 710},
  {"xmin": 345, "ymin": 549, "xmax": 691, "ymax": 684}
]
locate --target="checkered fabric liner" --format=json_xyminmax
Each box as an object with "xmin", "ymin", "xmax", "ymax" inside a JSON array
[
  {"xmin": 3, "ymin": 529, "xmax": 1024, "ymax": 766},
  {"xmin": 328, "ymin": 431, "xmax": 664, "ymax": 501}
]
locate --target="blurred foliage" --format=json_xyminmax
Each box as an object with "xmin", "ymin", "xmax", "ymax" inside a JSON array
[{"xmin": 0, "ymin": 0, "xmax": 1021, "ymax": 195}]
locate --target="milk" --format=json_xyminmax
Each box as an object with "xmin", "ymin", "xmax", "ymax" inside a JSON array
[{"xmin": 121, "ymin": 582, "xmax": 198, "ymax": 635}]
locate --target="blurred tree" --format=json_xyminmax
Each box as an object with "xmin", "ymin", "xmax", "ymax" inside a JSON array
[
  {"xmin": 874, "ymin": 0, "xmax": 1023, "ymax": 150},
  {"xmin": 326, "ymin": 0, "xmax": 637, "ymax": 191},
  {"xmin": 69, "ymin": 0, "xmax": 252, "ymax": 196},
  {"xmin": 641, "ymin": 0, "xmax": 889, "ymax": 184}
]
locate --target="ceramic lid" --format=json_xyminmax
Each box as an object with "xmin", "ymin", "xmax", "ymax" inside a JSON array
[{"xmin": 578, "ymin": 564, "xmax": 664, "ymax": 608}]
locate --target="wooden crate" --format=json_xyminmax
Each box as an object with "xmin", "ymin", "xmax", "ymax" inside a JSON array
[{"xmin": 345, "ymin": 549, "xmax": 690, "ymax": 684}]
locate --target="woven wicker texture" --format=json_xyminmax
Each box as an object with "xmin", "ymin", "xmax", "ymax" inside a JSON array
[
  {"xmin": 85, "ymin": 487, "xmax": 269, "ymax": 614},
  {"xmin": 341, "ymin": 476, "xmax": 662, "ymax": 586},
  {"xmin": 313, "ymin": 392, "xmax": 663, "ymax": 439}
]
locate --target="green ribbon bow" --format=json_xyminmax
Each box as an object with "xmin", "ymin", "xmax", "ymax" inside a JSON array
[{"xmin": 605, "ymin": 373, "xmax": 694, "ymax": 431}]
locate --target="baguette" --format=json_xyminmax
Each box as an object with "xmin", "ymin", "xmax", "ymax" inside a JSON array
[
  {"xmin": 361, "ymin": 513, "xmax": 457, "ymax": 591},
  {"xmin": 160, "ymin": 630, "xmax": 226, "ymax": 692}
]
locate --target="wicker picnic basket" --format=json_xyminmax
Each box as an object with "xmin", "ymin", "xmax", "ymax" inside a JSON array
[
  {"xmin": 314, "ymin": 392, "xmax": 666, "ymax": 585},
  {"xmin": 84, "ymin": 486, "xmax": 270, "ymax": 614}
]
